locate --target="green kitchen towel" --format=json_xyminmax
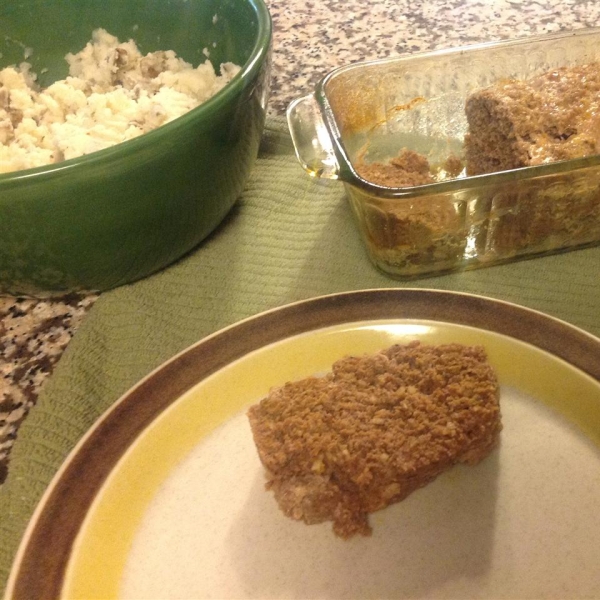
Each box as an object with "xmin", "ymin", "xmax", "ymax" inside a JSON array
[{"xmin": 1, "ymin": 117, "xmax": 599, "ymax": 589}]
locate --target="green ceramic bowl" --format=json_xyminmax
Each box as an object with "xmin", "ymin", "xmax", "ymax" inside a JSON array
[{"xmin": 0, "ymin": 0, "xmax": 271, "ymax": 295}]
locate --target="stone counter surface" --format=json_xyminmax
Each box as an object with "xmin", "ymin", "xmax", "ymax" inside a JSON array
[{"xmin": 1, "ymin": 0, "xmax": 600, "ymax": 481}]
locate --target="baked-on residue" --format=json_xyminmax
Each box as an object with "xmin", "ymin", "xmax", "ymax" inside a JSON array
[{"xmin": 247, "ymin": 341, "xmax": 501, "ymax": 538}]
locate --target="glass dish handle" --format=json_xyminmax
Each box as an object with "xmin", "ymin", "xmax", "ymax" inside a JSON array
[{"xmin": 286, "ymin": 93, "xmax": 340, "ymax": 179}]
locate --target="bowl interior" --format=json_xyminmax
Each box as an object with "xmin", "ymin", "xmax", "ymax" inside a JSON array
[
  {"xmin": 0, "ymin": 0, "xmax": 264, "ymax": 87},
  {"xmin": 0, "ymin": 0, "xmax": 271, "ymax": 294}
]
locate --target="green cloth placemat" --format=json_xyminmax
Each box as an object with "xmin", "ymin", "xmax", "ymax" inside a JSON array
[{"xmin": 1, "ymin": 117, "xmax": 599, "ymax": 589}]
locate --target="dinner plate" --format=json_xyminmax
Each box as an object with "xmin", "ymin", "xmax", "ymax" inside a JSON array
[{"xmin": 6, "ymin": 289, "xmax": 600, "ymax": 600}]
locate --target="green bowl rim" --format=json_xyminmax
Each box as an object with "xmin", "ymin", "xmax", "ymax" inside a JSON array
[{"xmin": 0, "ymin": 0, "xmax": 272, "ymax": 187}]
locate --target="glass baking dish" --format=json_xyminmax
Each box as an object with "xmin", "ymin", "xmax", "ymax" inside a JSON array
[{"xmin": 287, "ymin": 27, "xmax": 600, "ymax": 277}]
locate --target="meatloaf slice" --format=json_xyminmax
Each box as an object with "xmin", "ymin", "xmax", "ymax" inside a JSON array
[
  {"xmin": 247, "ymin": 340, "xmax": 501, "ymax": 538},
  {"xmin": 464, "ymin": 62, "xmax": 600, "ymax": 175}
]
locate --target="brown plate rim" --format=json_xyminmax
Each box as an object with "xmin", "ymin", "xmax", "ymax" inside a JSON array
[{"xmin": 6, "ymin": 288, "xmax": 600, "ymax": 600}]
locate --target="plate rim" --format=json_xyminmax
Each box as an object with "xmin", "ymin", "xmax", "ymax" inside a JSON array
[{"xmin": 6, "ymin": 288, "xmax": 600, "ymax": 599}]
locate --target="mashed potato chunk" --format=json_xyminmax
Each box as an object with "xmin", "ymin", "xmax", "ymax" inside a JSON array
[{"xmin": 0, "ymin": 29, "xmax": 241, "ymax": 173}]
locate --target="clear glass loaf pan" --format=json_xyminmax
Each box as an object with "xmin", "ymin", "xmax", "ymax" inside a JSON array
[{"xmin": 287, "ymin": 27, "xmax": 600, "ymax": 278}]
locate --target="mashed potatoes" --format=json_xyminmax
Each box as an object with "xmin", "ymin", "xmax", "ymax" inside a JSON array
[{"xmin": 0, "ymin": 29, "xmax": 241, "ymax": 173}]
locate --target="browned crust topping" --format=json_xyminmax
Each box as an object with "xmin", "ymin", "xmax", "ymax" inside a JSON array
[
  {"xmin": 356, "ymin": 148, "xmax": 435, "ymax": 187},
  {"xmin": 248, "ymin": 341, "xmax": 501, "ymax": 538},
  {"xmin": 465, "ymin": 62, "xmax": 600, "ymax": 175}
]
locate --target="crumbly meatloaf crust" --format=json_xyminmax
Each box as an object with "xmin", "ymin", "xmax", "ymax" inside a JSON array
[
  {"xmin": 464, "ymin": 62, "xmax": 600, "ymax": 175},
  {"xmin": 356, "ymin": 148, "xmax": 435, "ymax": 187},
  {"xmin": 354, "ymin": 149, "xmax": 466, "ymax": 271},
  {"xmin": 247, "ymin": 341, "xmax": 501, "ymax": 538}
]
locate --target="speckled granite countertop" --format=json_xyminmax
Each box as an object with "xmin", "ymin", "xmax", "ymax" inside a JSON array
[{"xmin": 2, "ymin": 0, "xmax": 600, "ymax": 482}]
